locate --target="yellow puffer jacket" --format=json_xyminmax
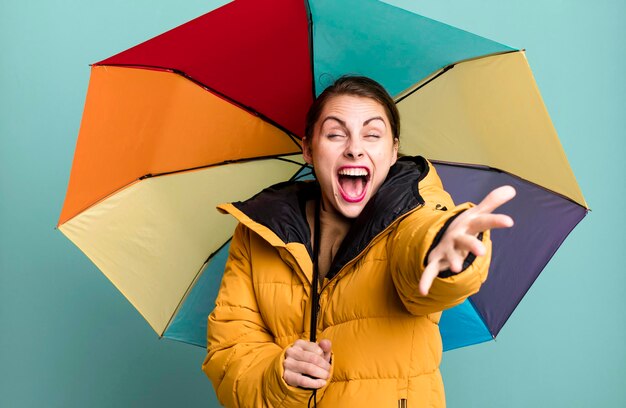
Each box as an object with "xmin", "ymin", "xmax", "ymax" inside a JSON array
[{"xmin": 203, "ymin": 157, "xmax": 491, "ymax": 407}]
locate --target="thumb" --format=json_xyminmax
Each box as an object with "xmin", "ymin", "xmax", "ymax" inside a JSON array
[{"xmin": 319, "ymin": 339, "xmax": 332, "ymax": 362}]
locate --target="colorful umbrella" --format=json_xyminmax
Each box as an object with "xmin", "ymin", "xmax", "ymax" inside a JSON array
[{"xmin": 58, "ymin": 0, "xmax": 588, "ymax": 351}]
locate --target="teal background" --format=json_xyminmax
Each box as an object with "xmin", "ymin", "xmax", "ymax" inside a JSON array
[{"xmin": 0, "ymin": 0, "xmax": 623, "ymax": 407}]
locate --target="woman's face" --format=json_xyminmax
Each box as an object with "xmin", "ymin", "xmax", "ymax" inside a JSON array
[{"xmin": 303, "ymin": 94, "xmax": 398, "ymax": 218}]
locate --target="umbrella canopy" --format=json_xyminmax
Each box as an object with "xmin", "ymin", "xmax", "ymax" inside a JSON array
[{"xmin": 58, "ymin": 0, "xmax": 588, "ymax": 351}]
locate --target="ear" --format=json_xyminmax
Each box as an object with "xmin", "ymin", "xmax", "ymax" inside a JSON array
[
  {"xmin": 302, "ymin": 137, "xmax": 313, "ymax": 165},
  {"xmin": 390, "ymin": 138, "xmax": 399, "ymax": 166}
]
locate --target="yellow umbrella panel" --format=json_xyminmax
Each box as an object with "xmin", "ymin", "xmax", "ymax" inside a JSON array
[{"xmin": 397, "ymin": 50, "xmax": 585, "ymax": 208}]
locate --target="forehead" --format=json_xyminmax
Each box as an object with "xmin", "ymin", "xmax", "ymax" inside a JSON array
[{"xmin": 318, "ymin": 95, "xmax": 389, "ymax": 125}]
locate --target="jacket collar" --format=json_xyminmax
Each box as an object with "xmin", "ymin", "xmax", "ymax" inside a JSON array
[{"xmin": 231, "ymin": 156, "xmax": 429, "ymax": 279}]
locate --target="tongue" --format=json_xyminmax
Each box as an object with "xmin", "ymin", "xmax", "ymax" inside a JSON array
[{"xmin": 340, "ymin": 176, "xmax": 366, "ymax": 198}]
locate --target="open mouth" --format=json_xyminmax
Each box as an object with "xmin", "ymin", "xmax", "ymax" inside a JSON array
[{"xmin": 337, "ymin": 167, "xmax": 370, "ymax": 203}]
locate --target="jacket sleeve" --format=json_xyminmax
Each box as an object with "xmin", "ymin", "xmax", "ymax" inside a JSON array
[
  {"xmin": 387, "ymin": 163, "xmax": 492, "ymax": 316},
  {"xmin": 202, "ymin": 223, "xmax": 327, "ymax": 408}
]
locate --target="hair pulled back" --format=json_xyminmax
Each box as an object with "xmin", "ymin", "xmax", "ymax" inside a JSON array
[{"xmin": 304, "ymin": 76, "xmax": 400, "ymax": 141}]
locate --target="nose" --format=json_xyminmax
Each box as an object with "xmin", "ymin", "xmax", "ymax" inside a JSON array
[{"xmin": 344, "ymin": 137, "xmax": 364, "ymax": 159}]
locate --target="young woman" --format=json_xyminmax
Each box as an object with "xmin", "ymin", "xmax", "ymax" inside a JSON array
[{"xmin": 203, "ymin": 76, "xmax": 515, "ymax": 407}]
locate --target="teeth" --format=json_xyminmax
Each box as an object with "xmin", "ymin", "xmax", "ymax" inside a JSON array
[{"xmin": 338, "ymin": 168, "xmax": 369, "ymax": 177}]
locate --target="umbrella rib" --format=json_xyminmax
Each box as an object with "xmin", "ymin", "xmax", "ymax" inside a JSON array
[
  {"xmin": 202, "ymin": 238, "xmax": 234, "ymax": 266},
  {"xmin": 429, "ymin": 159, "xmax": 590, "ymax": 209},
  {"xmin": 160, "ymin": 237, "xmax": 234, "ymax": 338},
  {"xmin": 290, "ymin": 168, "xmax": 314, "ymax": 182},
  {"xmin": 467, "ymin": 296, "xmax": 496, "ymax": 341},
  {"xmin": 94, "ymin": 63, "xmax": 304, "ymax": 150},
  {"xmin": 394, "ymin": 49, "xmax": 519, "ymax": 104},
  {"xmin": 139, "ymin": 153, "xmax": 304, "ymax": 180},
  {"xmin": 287, "ymin": 163, "xmax": 314, "ymax": 182},
  {"xmin": 304, "ymin": 0, "xmax": 317, "ymax": 99},
  {"xmin": 395, "ymin": 64, "xmax": 456, "ymax": 104},
  {"xmin": 58, "ymin": 154, "xmax": 304, "ymax": 227},
  {"xmin": 275, "ymin": 157, "xmax": 310, "ymax": 168}
]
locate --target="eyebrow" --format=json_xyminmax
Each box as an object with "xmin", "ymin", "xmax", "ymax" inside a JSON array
[
  {"xmin": 363, "ymin": 116, "xmax": 386, "ymax": 127},
  {"xmin": 320, "ymin": 116, "xmax": 346, "ymax": 128},
  {"xmin": 320, "ymin": 116, "xmax": 386, "ymax": 128}
]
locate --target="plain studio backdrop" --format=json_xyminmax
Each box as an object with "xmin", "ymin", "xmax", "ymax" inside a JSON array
[{"xmin": 0, "ymin": 0, "xmax": 623, "ymax": 407}]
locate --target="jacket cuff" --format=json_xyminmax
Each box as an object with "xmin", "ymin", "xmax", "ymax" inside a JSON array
[{"xmin": 423, "ymin": 206, "xmax": 483, "ymax": 279}]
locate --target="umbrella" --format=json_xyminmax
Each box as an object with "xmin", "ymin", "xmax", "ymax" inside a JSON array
[{"xmin": 58, "ymin": 0, "xmax": 588, "ymax": 351}]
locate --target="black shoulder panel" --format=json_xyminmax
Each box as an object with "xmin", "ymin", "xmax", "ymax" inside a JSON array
[{"xmin": 232, "ymin": 180, "xmax": 318, "ymax": 255}]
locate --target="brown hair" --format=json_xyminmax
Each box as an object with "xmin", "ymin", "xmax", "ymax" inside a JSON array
[{"xmin": 304, "ymin": 75, "xmax": 400, "ymax": 142}]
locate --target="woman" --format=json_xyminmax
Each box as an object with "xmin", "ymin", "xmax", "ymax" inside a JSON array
[{"xmin": 203, "ymin": 76, "xmax": 515, "ymax": 407}]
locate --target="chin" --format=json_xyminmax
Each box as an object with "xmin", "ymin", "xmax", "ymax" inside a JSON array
[
  {"xmin": 340, "ymin": 209, "xmax": 362, "ymax": 219},
  {"xmin": 336, "ymin": 200, "xmax": 368, "ymax": 219}
]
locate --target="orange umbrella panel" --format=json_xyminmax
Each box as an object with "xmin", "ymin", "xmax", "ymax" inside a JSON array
[{"xmin": 59, "ymin": 66, "xmax": 299, "ymax": 225}]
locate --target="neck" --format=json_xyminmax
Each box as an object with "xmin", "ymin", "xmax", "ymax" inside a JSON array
[{"xmin": 307, "ymin": 199, "xmax": 352, "ymax": 282}]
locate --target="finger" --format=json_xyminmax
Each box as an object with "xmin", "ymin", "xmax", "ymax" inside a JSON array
[
  {"xmin": 466, "ymin": 214, "xmax": 514, "ymax": 235},
  {"xmin": 299, "ymin": 340, "xmax": 325, "ymax": 355},
  {"xmin": 318, "ymin": 339, "xmax": 332, "ymax": 353},
  {"xmin": 474, "ymin": 185, "xmax": 516, "ymax": 214},
  {"xmin": 446, "ymin": 247, "xmax": 467, "ymax": 273},
  {"xmin": 319, "ymin": 339, "xmax": 332, "ymax": 362},
  {"xmin": 292, "ymin": 339, "xmax": 310, "ymax": 350},
  {"xmin": 291, "ymin": 340, "xmax": 324, "ymax": 359},
  {"xmin": 419, "ymin": 259, "xmax": 441, "ymax": 296},
  {"xmin": 284, "ymin": 359, "xmax": 330, "ymax": 380},
  {"xmin": 454, "ymin": 234, "xmax": 486, "ymax": 257},
  {"xmin": 283, "ymin": 357, "xmax": 330, "ymax": 379},
  {"xmin": 284, "ymin": 348, "xmax": 331, "ymax": 371},
  {"xmin": 283, "ymin": 370, "xmax": 327, "ymax": 389}
]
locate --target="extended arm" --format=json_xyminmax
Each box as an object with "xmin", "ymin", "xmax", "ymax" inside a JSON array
[{"xmin": 388, "ymin": 163, "xmax": 514, "ymax": 315}]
